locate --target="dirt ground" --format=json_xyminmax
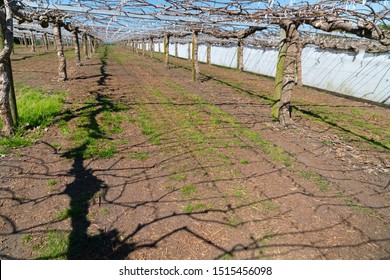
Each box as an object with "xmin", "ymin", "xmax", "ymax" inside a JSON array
[{"xmin": 0, "ymin": 45, "xmax": 389, "ymax": 260}]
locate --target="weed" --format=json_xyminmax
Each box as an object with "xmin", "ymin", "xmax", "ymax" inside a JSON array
[
  {"xmin": 101, "ymin": 208, "xmax": 110, "ymax": 215},
  {"xmin": 293, "ymin": 169, "xmax": 332, "ymax": 191},
  {"xmin": 170, "ymin": 173, "xmax": 187, "ymax": 182},
  {"xmin": 180, "ymin": 184, "xmax": 197, "ymax": 198},
  {"xmin": 343, "ymin": 198, "xmax": 376, "ymax": 217},
  {"xmin": 227, "ymin": 216, "xmax": 243, "ymax": 228},
  {"xmin": 321, "ymin": 140, "xmax": 332, "ymax": 146},
  {"xmin": 22, "ymin": 234, "xmax": 32, "ymax": 243},
  {"xmin": 47, "ymin": 179, "xmax": 57, "ymax": 186},
  {"xmin": 240, "ymin": 159, "xmax": 249, "ymax": 165},
  {"xmin": 130, "ymin": 152, "xmax": 149, "ymax": 160},
  {"xmin": 36, "ymin": 230, "xmax": 69, "ymax": 260},
  {"xmin": 53, "ymin": 206, "xmax": 82, "ymax": 221},
  {"xmin": 261, "ymin": 199, "xmax": 279, "ymax": 211}
]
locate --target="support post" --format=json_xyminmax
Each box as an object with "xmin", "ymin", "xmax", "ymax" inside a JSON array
[
  {"xmin": 72, "ymin": 28, "xmax": 81, "ymax": 67},
  {"xmin": 164, "ymin": 34, "xmax": 170, "ymax": 65},
  {"xmin": 192, "ymin": 30, "xmax": 200, "ymax": 82},
  {"xmin": 53, "ymin": 22, "xmax": 67, "ymax": 81},
  {"xmin": 237, "ymin": 39, "xmax": 244, "ymax": 71},
  {"xmin": 206, "ymin": 42, "xmax": 211, "ymax": 65}
]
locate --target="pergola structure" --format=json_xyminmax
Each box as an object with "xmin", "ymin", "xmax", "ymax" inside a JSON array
[{"xmin": 0, "ymin": 0, "xmax": 389, "ymax": 135}]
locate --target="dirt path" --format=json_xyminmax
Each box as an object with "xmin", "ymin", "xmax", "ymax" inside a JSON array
[{"xmin": 0, "ymin": 46, "xmax": 389, "ymax": 259}]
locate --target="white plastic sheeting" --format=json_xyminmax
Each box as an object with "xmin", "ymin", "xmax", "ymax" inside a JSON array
[
  {"xmin": 243, "ymin": 46, "xmax": 279, "ymax": 77},
  {"xmin": 158, "ymin": 43, "xmax": 389, "ymax": 105},
  {"xmin": 302, "ymin": 47, "xmax": 390, "ymax": 104},
  {"xmin": 210, "ymin": 44, "xmax": 238, "ymax": 68}
]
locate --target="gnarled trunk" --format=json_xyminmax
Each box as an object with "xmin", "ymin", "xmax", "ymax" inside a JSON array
[
  {"xmin": 53, "ymin": 22, "xmax": 67, "ymax": 81},
  {"xmin": 0, "ymin": 0, "xmax": 16, "ymax": 135},
  {"xmin": 278, "ymin": 20, "xmax": 300, "ymax": 126},
  {"xmin": 72, "ymin": 28, "xmax": 81, "ymax": 67}
]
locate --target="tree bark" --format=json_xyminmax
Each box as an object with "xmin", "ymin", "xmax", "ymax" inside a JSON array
[
  {"xmin": 150, "ymin": 37, "xmax": 154, "ymax": 59},
  {"xmin": 72, "ymin": 28, "xmax": 81, "ymax": 67},
  {"xmin": 0, "ymin": 0, "xmax": 15, "ymax": 135},
  {"xmin": 237, "ymin": 39, "xmax": 244, "ymax": 71},
  {"xmin": 278, "ymin": 20, "xmax": 300, "ymax": 126},
  {"xmin": 272, "ymin": 29, "xmax": 287, "ymax": 120},
  {"xmin": 83, "ymin": 33, "xmax": 90, "ymax": 59},
  {"xmin": 164, "ymin": 34, "xmax": 170, "ymax": 65},
  {"xmin": 30, "ymin": 30, "xmax": 36, "ymax": 52},
  {"xmin": 53, "ymin": 22, "xmax": 67, "ymax": 81},
  {"xmin": 192, "ymin": 30, "xmax": 200, "ymax": 82},
  {"xmin": 296, "ymin": 42, "xmax": 303, "ymax": 87},
  {"xmin": 42, "ymin": 32, "xmax": 49, "ymax": 51}
]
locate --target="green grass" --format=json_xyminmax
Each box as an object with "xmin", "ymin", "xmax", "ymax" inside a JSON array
[
  {"xmin": 343, "ymin": 198, "xmax": 376, "ymax": 217},
  {"xmin": 240, "ymin": 159, "xmax": 249, "ymax": 165},
  {"xmin": 53, "ymin": 206, "xmax": 82, "ymax": 221},
  {"xmin": 36, "ymin": 230, "xmax": 69, "ymax": 260},
  {"xmin": 183, "ymin": 203, "xmax": 213, "ymax": 213},
  {"xmin": 293, "ymin": 169, "xmax": 332, "ymax": 191},
  {"xmin": 261, "ymin": 199, "xmax": 279, "ymax": 211},
  {"xmin": 170, "ymin": 172, "xmax": 187, "ymax": 182},
  {"xmin": 0, "ymin": 85, "xmax": 66, "ymax": 154},
  {"xmin": 17, "ymin": 86, "xmax": 67, "ymax": 128},
  {"xmin": 47, "ymin": 179, "xmax": 57, "ymax": 186},
  {"xmin": 130, "ymin": 152, "xmax": 149, "ymax": 160},
  {"xmin": 180, "ymin": 184, "xmax": 197, "ymax": 198},
  {"xmin": 22, "ymin": 234, "xmax": 32, "ymax": 243}
]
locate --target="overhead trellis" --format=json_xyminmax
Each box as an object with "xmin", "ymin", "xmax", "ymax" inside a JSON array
[{"xmin": 0, "ymin": 0, "xmax": 389, "ymax": 136}]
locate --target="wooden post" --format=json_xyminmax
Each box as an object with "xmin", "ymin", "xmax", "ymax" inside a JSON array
[
  {"xmin": 150, "ymin": 37, "xmax": 154, "ymax": 59},
  {"xmin": 164, "ymin": 34, "xmax": 170, "ymax": 65},
  {"xmin": 188, "ymin": 41, "xmax": 191, "ymax": 60},
  {"xmin": 206, "ymin": 42, "xmax": 211, "ymax": 65},
  {"xmin": 237, "ymin": 39, "xmax": 244, "ymax": 71},
  {"xmin": 192, "ymin": 30, "xmax": 200, "ymax": 82},
  {"xmin": 83, "ymin": 33, "xmax": 89, "ymax": 59},
  {"xmin": 42, "ymin": 32, "xmax": 49, "ymax": 51},
  {"xmin": 272, "ymin": 29, "xmax": 287, "ymax": 120},
  {"xmin": 53, "ymin": 22, "xmax": 67, "ymax": 81},
  {"xmin": 30, "ymin": 30, "xmax": 36, "ymax": 52},
  {"xmin": 175, "ymin": 41, "xmax": 178, "ymax": 58}
]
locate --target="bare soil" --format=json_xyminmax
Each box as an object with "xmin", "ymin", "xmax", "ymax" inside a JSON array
[{"xmin": 0, "ymin": 45, "xmax": 389, "ymax": 260}]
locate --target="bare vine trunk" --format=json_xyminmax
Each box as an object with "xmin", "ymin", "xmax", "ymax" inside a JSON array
[
  {"xmin": 278, "ymin": 20, "xmax": 300, "ymax": 126},
  {"xmin": 0, "ymin": 0, "xmax": 16, "ymax": 135},
  {"xmin": 72, "ymin": 28, "xmax": 81, "ymax": 67},
  {"xmin": 237, "ymin": 39, "xmax": 244, "ymax": 71},
  {"xmin": 206, "ymin": 42, "xmax": 211, "ymax": 65},
  {"xmin": 30, "ymin": 30, "xmax": 36, "ymax": 52},
  {"xmin": 192, "ymin": 30, "xmax": 200, "ymax": 82},
  {"xmin": 296, "ymin": 43, "xmax": 303, "ymax": 87},
  {"xmin": 164, "ymin": 34, "xmax": 170, "ymax": 65},
  {"xmin": 22, "ymin": 33, "xmax": 27, "ymax": 47},
  {"xmin": 272, "ymin": 29, "xmax": 287, "ymax": 120},
  {"xmin": 150, "ymin": 37, "xmax": 154, "ymax": 59},
  {"xmin": 42, "ymin": 32, "xmax": 49, "ymax": 51},
  {"xmin": 187, "ymin": 41, "xmax": 191, "ymax": 60},
  {"xmin": 175, "ymin": 41, "xmax": 178, "ymax": 57},
  {"xmin": 53, "ymin": 22, "xmax": 67, "ymax": 81}
]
